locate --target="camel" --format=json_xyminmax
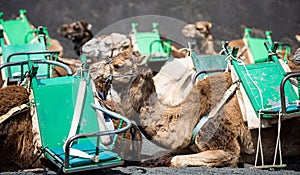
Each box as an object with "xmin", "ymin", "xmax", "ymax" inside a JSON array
[
  {"xmin": 92, "ymin": 45, "xmax": 300, "ymax": 167},
  {"xmin": 182, "ymin": 21, "xmax": 297, "ymax": 65},
  {"xmin": 182, "ymin": 21, "xmax": 217, "ymax": 55},
  {"xmin": 182, "ymin": 21, "xmax": 253, "ymax": 64},
  {"xmin": 57, "ymin": 20, "xmax": 93, "ymax": 56},
  {"xmin": 93, "ymin": 48, "xmax": 255, "ymax": 167}
]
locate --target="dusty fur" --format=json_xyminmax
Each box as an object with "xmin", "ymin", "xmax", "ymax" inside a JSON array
[
  {"xmin": 0, "ymin": 86, "xmax": 40, "ymax": 171},
  {"xmin": 0, "ymin": 86, "xmax": 29, "ymax": 116}
]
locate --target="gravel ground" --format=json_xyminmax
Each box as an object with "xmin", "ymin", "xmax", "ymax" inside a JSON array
[
  {"xmin": 1, "ymin": 135, "xmax": 299, "ymax": 175},
  {"xmin": 1, "ymin": 166, "xmax": 299, "ymax": 175},
  {"xmin": 1, "ymin": 136, "xmax": 299, "ymax": 175}
]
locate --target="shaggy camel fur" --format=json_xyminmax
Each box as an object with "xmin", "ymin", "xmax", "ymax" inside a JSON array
[
  {"xmin": 0, "ymin": 86, "xmax": 41, "ymax": 171},
  {"xmin": 288, "ymin": 48, "xmax": 300, "ymax": 71}
]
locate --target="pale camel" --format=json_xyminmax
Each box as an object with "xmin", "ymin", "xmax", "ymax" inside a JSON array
[{"xmin": 94, "ymin": 47, "xmax": 300, "ymax": 167}]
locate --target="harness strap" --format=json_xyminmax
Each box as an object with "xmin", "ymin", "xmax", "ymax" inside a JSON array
[
  {"xmin": 191, "ymin": 82, "xmax": 239, "ymax": 144},
  {"xmin": 63, "ymin": 79, "xmax": 98, "ymax": 162}
]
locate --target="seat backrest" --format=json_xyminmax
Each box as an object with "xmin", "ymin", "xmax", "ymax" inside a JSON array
[
  {"xmin": 131, "ymin": 22, "xmax": 170, "ymax": 61},
  {"xmin": 0, "ymin": 10, "xmax": 35, "ymax": 45},
  {"xmin": 32, "ymin": 76, "xmax": 101, "ymax": 148},
  {"xmin": 0, "ymin": 10, "xmax": 52, "ymax": 46},
  {"xmin": 232, "ymin": 59, "xmax": 298, "ymax": 115},
  {"xmin": 0, "ymin": 29, "xmax": 54, "ymax": 81},
  {"xmin": 192, "ymin": 52, "xmax": 227, "ymax": 78},
  {"xmin": 244, "ymin": 28, "xmax": 272, "ymax": 63}
]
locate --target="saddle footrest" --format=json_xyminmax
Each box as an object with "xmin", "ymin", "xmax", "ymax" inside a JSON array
[
  {"xmin": 261, "ymin": 104, "xmax": 300, "ymax": 116},
  {"xmin": 47, "ymin": 141, "xmax": 119, "ymax": 167}
]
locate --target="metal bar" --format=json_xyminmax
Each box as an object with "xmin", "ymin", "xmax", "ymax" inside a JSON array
[
  {"xmin": 6, "ymin": 50, "xmax": 60, "ymax": 63},
  {"xmin": 64, "ymin": 104, "xmax": 131, "ymax": 168},
  {"xmin": 192, "ymin": 68, "xmax": 226, "ymax": 84},
  {"xmin": 35, "ymin": 60, "xmax": 73, "ymax": 76},
  {"xmin": 0, "ymin": 59, "xmax": 72, "ymax": 76},
  {"xmin": 280, "ymin": 71, "xmax": 300, "ymax": 114}
]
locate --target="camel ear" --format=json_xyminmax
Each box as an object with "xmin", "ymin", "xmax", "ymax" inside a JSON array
[
  {"xmin": 86, "ymin": 24, "xmax": 92, "ymax": 31},
  {"xmin": 136, "ymin": 55, "xmax": 148, "ymax": 66},
  {"xmin": 206, "ymin": 22, "xmax": 212, "ymax": 30},
  {"xmin": 195, "ymin": 21, "xmax": 212, "ymax": 32},
  {"xmin": 182, "ymin": 24, "xmax": 198, "ymax": 38},
  {"xmin": 296, "ymin": 34, "xmax": 300, "ymax": 42},
  {"xmin": 78, "ymin": 20, "xmax": 92, "ymax": 31}
]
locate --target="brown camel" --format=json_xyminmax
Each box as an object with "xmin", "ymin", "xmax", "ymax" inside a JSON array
[
  {"xmin": 94, "ymin": 47, "xmax": 300, "ymax": 167},
  {"xmin": 57, "ymin": 20, "xmax": 93, "ymax": 56}
]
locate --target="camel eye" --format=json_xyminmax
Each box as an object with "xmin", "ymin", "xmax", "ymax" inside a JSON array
[
  {"xmin": 73, "ymin": 25, "xmax": 80, "ymax": 31},
  {"xmin": 196, "ymin": 27, "xmax": 205, "ymax": 32},
  {"xmin": 113, "ymin": 64, "xmax": 121, "ymax": 69}
]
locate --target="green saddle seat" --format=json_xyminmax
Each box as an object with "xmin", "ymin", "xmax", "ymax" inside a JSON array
[
  {"xmin": 49, "ymin": 141, "xmax": 119, "ymax": 167},
  {"xmin": 191, "ymin": 52, "xmax": 227, "ymax": 80}
]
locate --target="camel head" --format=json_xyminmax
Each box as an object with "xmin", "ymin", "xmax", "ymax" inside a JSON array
[
  {"xmin": 182, "ymin": 21, "xmax": 216, "ymax": 55},
  {"xmin": 91, "ymin": 48, "xmax": 153, "ymax": 94},
  {"xmin": 58, "ymin": 20, "xmax": 93, "ymax": 55},
  {"xmin": 57, "ymin": 20, "xmax": 93, "ymax": 42},
  {"xmin": 182, "ymin": 21, "xmax": 212, "ymax": 40},
  {"xmin": 292, "ymin": 48, "xmax": 300, "ymax": 65},
  {"xmin": 110, "ymin": 49, "xmax": 150, "ymax": 84}
]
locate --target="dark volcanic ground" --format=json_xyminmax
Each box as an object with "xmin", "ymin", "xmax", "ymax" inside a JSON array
[{"xmin": 1, "ymin": 0, "xmax": 300, "ymax": 58}]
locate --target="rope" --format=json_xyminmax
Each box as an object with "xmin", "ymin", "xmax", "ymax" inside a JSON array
[
  {"xmin": 226, "ymin": 50, "xmax": 265, "ymax": 110},
  {"xmin": 273, "ymin": 111, "xmax": 283, "ymax": 165},
  {"xmin": 240, "ymin": 61, "xmax": 265, "ymax": 110},
  {"xmin": 227, "ymin": 52, "xmax": 265, "ymax": 110},
  {"xmin": 255, "ymin": 110, "xmax": 264, "ymax": 166},
  {"xmin": 109, "ymin": 120, "xmax": 124, "ymax": 151},
  {"xmin": 20, "ymin": 148, "xmax": 46, "ymax": 171},
  {"xmin": 236, "ymin": 45, "xmax": 247, "ymax": 59}
]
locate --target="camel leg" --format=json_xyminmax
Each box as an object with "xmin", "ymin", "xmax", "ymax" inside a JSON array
[
  {"xmin": 140, "ymin": 148, "xmax": 193, "ymax": 167},
  {"xmin": 171, "ymin": 150, "xmax": 238, "ymax": 167}
]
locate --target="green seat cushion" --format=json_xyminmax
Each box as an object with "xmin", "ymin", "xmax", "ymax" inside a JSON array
[
  {"xmin": 50, "ymin": 141, "xmax": 119, "ymax": 167},
  {"xmin": 192, "ymin": 53, "xmax": 227, "ymax": 79},
  {"xmin": 262, "ymin": 103, "xmax": 300, "ymax": 114}
]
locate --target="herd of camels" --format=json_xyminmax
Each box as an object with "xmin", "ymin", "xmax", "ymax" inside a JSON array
[{"xmin": 0, "ymin": 19, "xmax": 300, "ymax": 172}]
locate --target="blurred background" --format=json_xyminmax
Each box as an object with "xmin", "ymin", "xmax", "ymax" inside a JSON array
[{"xmin": 1, "ymin": 0, "xmax": 299, "ymax": 58}]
